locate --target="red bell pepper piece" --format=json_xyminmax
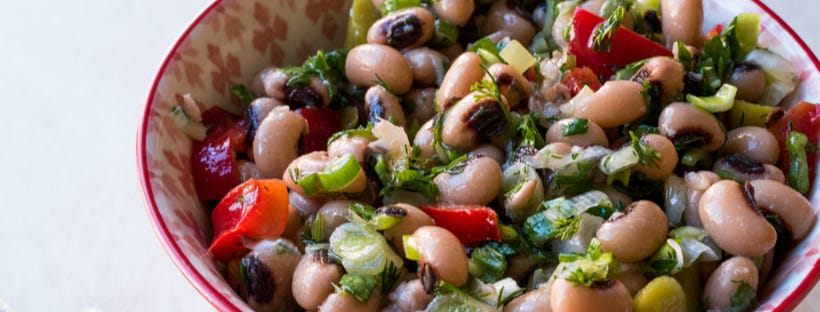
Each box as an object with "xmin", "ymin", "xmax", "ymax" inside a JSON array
[
  {"xmin": 296, "ymin": 107, "xmax": 342, "ymax": 153},
  {"xmin": 569, "ymin": 9, "xmax": 673, "ymax": 78},
  {"xmin": 768, "ymin": 102, "xmax": 820, "ymax": 188},
  {"xmin": 192, "ymin": 108, "xmax": 247, "ymax": 201},
  {"xmin": 562, "ymin": 67, "xmax": 603, "ymax": 96},
  {"xmin": 419, "ymin": 205, "xmax": 502, "ymax": 245},
  {"xmin": 209, "ymin": 179, "xmax": 289, "ymax": 262}
]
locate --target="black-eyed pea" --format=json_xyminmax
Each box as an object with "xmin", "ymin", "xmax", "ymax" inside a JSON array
[
  {"xmin": 503, "ymin": 284, "xmax": 552, "ymax": 312},
  {"xmin": 699, "ymin": 180, "xmax": 777, "ymax": 258},
  {"xmin": 545, "ymin": 118, "xmax": 609, "ymax": 147},
  {"xmin": 485, "ymin": 0, "xmax": 537, "ymax": 46},
  {"xmin": 346, "ymin": 44, "xmax": 413, "ymax": 94},
  {"xmin": 412, "ymin": 226, "xmax": 469, "ymax": 290},
  {"xmin": 367, "ymin": 8, "xmax": 435, "ymax": 50},
  {"xmin": 596, "ymin": 200, "xmax": 669, "ymax": 262},
  {"xmin": 719, "ymin": 126, "xmax": 780, "ymax": 165},
  {"xmin": 750, "ymin": 179, "xmax": 815, "ymax": 240},
  {"xmin": 658, "ymin": 102, "xmax": 726, "ymax": 152},
  {"xmin": 574, "ymin": 80, "xmax": 647, "ymax": 128},
  {"xmin": 365, "ymin": 85, "xmax": 407, "ymax": 127},
  {"xmin": 241, "ymin": 239, "xmax": 302, "ymax": 311},
  {"xmin": 441, "ymin": 93, "xmax": 508, "ymax": 152},
  {"xmin": 292, "ymin": 250, "xmax": 342, "ymax": 310},
  {"xmin": 253, "ymin": 106, "xmax": 306, "ymax": 179},
  {"xmin": 318, "ymin": 289, "xmax": 383, "ymax": 312},
  {"xmin": 550, "ymin": 279, "xmax": 633, "ymax": 312},
  {"xmin": 382, "ymin": 203, "xmax": 434, "ymax": 258},
  {"xmin": 713, "ymin": 155, "xmax": 786, "ymax": 183},
  {"xmin": 434, "ymin": 156, "xmax": 503, "ymax": 206},
  {"xmin": 661, "ymin": 0, "xmax": 704, "ymax": 48},
  {"xmin": 432, "ymin": 0, "xmax": 474, "ymax": 26},
  {"xmin": 631, "ymin": 57, "xmax": 685, "ymax": 102},
  {"xmin": 436, "ymin": 52, "xmax": 484, "ymax": 111},
  {"xmin": 403, "ymin": 48, "xmax": 449, "ymax": 87},
  {"xmin": 487, "ymin": 63, "xmax": 534, "ymax": 108},
  {"xmin": 702, "ymin": 257, "xmax": 759, "ymax": 311}
]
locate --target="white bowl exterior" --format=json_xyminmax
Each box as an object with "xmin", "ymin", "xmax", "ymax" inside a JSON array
[{"xmin": 142, "ymin": 0, "xmax": 820, "ymax": 310}]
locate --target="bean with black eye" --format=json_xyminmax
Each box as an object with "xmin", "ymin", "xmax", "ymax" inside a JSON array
[
  {"xmin": 412, "ymin": 226, "xmax": 469, "ymax": 290},
  {"xmin": 246, "ymin": 97, "xmax": 284, "ymax": 150},
  {"xmin": 251, "ymin": 66, "xmax": 276, "ymax": 96},
  {"xmin": 240, "ymin": 239, "xmax": 302, "ymax": 312},
  {"xmin": 318, "ymin": 289, "xmax": 383, "ymax": 312},
  {"xmin": 551, "ymin": 279, "xmax": 633, "ymax": 312},
  {"xmin": 728, "ymin": 63, "xmax": 767, "ymax": 102},
  {"xmin": 436, "ymin": 52, "xmax": 484, "ymax": 111},
  {"xmin": 573, "ymin": 80, "xmax": 647, "ymax": 128},
  {"xmin": 441, "ymin": 92, "xmax": 508, "ymax": 152},
  {"xmin": 703, "ymin": 256, "xmax": 759, "ymax": 311},
  {"xmin": 413, "ymin": 119, "xmax": 437, "ymax": 159},
  {"xmin": 368, "ymin": 8, "xmax": 435, "ymax": 50},
  {"xmin": 630, "ymin": 57, "xmax": 685, "ymax": 103},
  {"xmin": 292, "ymin": 250, "xmax": 343, "ymax": 310},
  {"xmin": 699, "ymin": 180, "xmax": 777, "ymax": 258},
  {"xmin": 328, "ymin": 134, "xmax": 372, "ymax": 164},
  {"xmin": 633, "ymin": 134, "xmax": 678, "ymax": 181},
  {"xmin": 261, "ymin": 68, "xmax": 290, "ymax": 100},
  {"xmin": 719, "ymin": 126, "xmax": 780, "ymax": 165},
  {"xmin": 382, "ymin": 203, "xmax": 434, "ymax": 257},
  {"xmin": 404, "ymin": 88, "xmax": 437, "ymax": 125},
  {"xmin": 713, "ymin": 155, "xmax": 786, "ymax": 183},
  {"xmin": 684, "ymin": 170, "xmax": 721, "ymax": 228},
  {"xmin": 253, "ymin": 106, "xmax": 306, "ymax": 179},
  {"xmin": 467, "ymin": 144, "xmax": 505, "ymax": 165},
  {"xmin": 750, "ymin": 179, "xmax": 815, "ymax": 240},
  {"xmin": 346, "ymin": 44, "xmax": 413, "ymax": 94},
  {"xmin": 384, "ymin": 279, "xmax": 434, "ymax": 312},
  {"xmin": 284, "ymin": 76, "xmax": 331, "ymax": 108},
  {"xmin": 403, "ymin": 48, "xmax": 449, "ymax": 87},
  {"xmin": 661, "ymin": 0, "xmax": 703, "ymax": 48},
  {"xmin": 433, "ymin": 0, "xmax": 474, "ymax": 26},
  {"xmin": 315, "ymin": 200, "xmax": 355, "ymax": 241},
  {"xmin": 504, "ymin": 283, "xmax": 552, "ymax": 312},
  {"xmin": 597, "ymin": 200, "xmax": 669, "ymax": 262},
  {"xmin": 545, "ymin": 118, "xmax": 609, "ymax": 147},
  {"xmin": 434, "ymin": 156, "xmax": 503, "ymax": 206},
  {"xmin": 485, "ymin": 0, "xmax": 537, "ymax": 46},
  {"xmin": 658, "ymin": 102, "xmax": 726, "ymax": 152},
  {"xmin": 487, "ymin": 63, "xmax": 534, "ymax": 108},
  {"xmin": 365, "ymin": 85, "xmax": 407, "ymax": 127}
]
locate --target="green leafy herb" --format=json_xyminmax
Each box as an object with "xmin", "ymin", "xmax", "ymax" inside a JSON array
[
  {"xmin": 551, "ymin": 161, "xmax": 595, "ymax": 196},
  {"xmin": 787, "ymin": 131, "xmax": 811, "ymax": 194},
  {"xmin": 380, "ymin": 262, "xmax": 402, "ymax": 294},
  {"xmin": 591, "ymin": 6, "xmax": 625, "ymax": 52},
  {"xmin": 516, "ymin": 114, "xmax": 546, "ymax": 148},
  {"xmin": 471, "ymin": 73, "xmax": 503, "ymax": 104},
  {"xmin": 556, "ymin": 239, "xmax": 618, "ymax": 287},
  {"xmin": 645, "ymin": 239, "xmax": 681, "ymax": 277},
  {"xmin": 468, "ymin": 244, "xmax": 508, "ymax": 283},
  {"xmin": 429, "ymin": 19, "xmax": 459, "ymax": 48},
  {"xmin": 337, "ymin": 273, "xmax": 379, "ymax": 302},
  {"xmin": 280, "ymin": 49, "xmax": 348, "ymax": 104},
  {"xmin": 730, "ymin": 281, "xmax": 757, "ymax": 312},
  {"xmin": 630, "ymin": 131, "xmax": 660, "ymax": 168},
  {"xmin": 469, "ymin": 36, "xmax": 506, "ymax": 65},
  {"xmin": 562, "ymin": 118, "xmax": 590, "ymax": 136},
  {"xmin": 614, "ymin": 59, "xmax": 648, "ymax": 80},
  {"xmin": 599, "ymin": 0, "xmax": 633, "ymax": 19},
  {"xmin": 327, "ymin": 123, "xmax": 376, "ymax": 146},
  {"xmin": 230, "ymin": 84, "xmax": 256, "ymax": 107}
]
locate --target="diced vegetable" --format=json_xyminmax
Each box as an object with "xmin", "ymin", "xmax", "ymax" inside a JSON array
[
  {"xmin": 664, "ymin": 175, "xmax": 687, "ymax": 228},
  {"xmin": 380, "ymin": 0, "xmax": 420, "ymax": 16},
  {"xmin": 632, "ymin": 276, "xmax": 687, "ymax": 312},
  {"xmin": 295, "ymin": 154, "xmax": 363, "ymax": 196},
  {"xmin": 562, "ymin": 68, "xmax": 603, "ymax": 96},
  {"xmin": 686, "ymin": 83, "xmax": 738, "ymax": 113},
  {"xmin": 337, "ymin": 273, "xmax": 379, "ymax": 302},
  {"xmin": 554, "ymin": 239, "xmax": 618, "ymax": 287},
  {"xmin": 430, "ymin": 19, "xmax": 459, "ymax": 48},
  {"xmin": 734, "ymin": 13, "xmax": 761, "ymax": 56},
  {"xmin": 209, "ymin": 179, "xmax": 290, "ymax": 262},
  {"xmin": 730, "ymin": 281, "xmax": 758, "ymax": 312},
  {"xmin": 787, "ymin": 131, "xmax": 811, "ymax": 194},
  {"xmin": 745, "ymin": 49, "xmax": 798, "ymax": 106},
  {"xmin": 499, "ymin": 40, "xmax": 537, "ymax": 74},
  {"xmin": 419, "ymin": 205, "xmax": 502, "ymax": 245},
  {"xmin": 330, "ymin": 222, "xmax": 403, "ymax": 275},
  {"xmin": 469, "ymin": 37, "xmax": 506, "ymax": 66},
  {"xmin": 344, "ymin": 0, "xmax": 381, "ymax": 49},
  {"xmin": 769, "ymin": 102, "xmax": 820, "ymax": 192},
  {"xmin": 726, "ymin": 100, "xmax": 778, "ymax": 129},
  {"xmin": 569, "ymin": 9, "xmax": 673, "ymax": 77},
  {"xmin": 191, "ymin": 107, "xmax": 247, "ymax": 201},
  {"xmin": 469, "ymin": 244, "xmax": 509, "ymax": 283},
  {"xmin": 296, "ymin": 107, "xmax": 342, "ymax": 153}
]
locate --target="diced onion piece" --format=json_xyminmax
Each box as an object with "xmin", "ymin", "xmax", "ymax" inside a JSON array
[
  {"xmin": 687, "ymin": 83, "xmax": 737, "ymax": 113},
  {"xmin": 500, "ymin": 40, "xmax": 538, "ymax": 75},
  {"xmin": 745, "ymin": 49, "xmax": 798, "ymax": 106},
  {"xmin": 664, "ymin": 175, "xmax": 687, "ymax": 228},
  {"xmin": 559, "ymin": 85, "xmax": 595, "ymax": 116},
  {"xmin": 330, "ymin": 222, "xmax": 403, "ymax": 275},
  {"xmin": 599, "ymin": 145, "xmax": 639, "ymax": 175}
]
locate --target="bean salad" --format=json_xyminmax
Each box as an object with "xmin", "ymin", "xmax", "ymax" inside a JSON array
[{"xmin": 173, "ymin": 0, "xmax": 820, "ymax": 311}]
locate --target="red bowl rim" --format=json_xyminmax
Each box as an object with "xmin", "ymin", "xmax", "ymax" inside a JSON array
[{"xmin": 137, "ymin": 0, "xmax": 820, "ymax": 311}]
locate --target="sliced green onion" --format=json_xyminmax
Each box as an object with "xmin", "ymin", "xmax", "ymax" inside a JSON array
[
  {"xmin": 499, "ymin": 40, "xmax": 537, "ymax": 75},
  {"xmin": 402, "ymin": 235, "xmax": 419, "ymax": 261},
  {"xmin": 600, "ymin": 146, "xmax": 640, "ymax": 175},
  {"xmin": 787, "ymin": 131, "xmax": 811, "ymax": 194},
  {"xmin": 468, "ymin": 244, "xmax": 508, "ymax": 283},
  {"xmin": 687, "ymin": 83, "xmax": 738, "ymax": 113},
  {"xmin": 296, "ymin": 154, "xmax": 363, "ymax": 196},
  {"xmin": 734, "ymin": 13, "xmax": 761, "ymax": 57},
  {"xmin": 727, "ymin": 100, "xmax": 778, "ymax": 129},
  {"xmin": 330, "ymin": 222, "xmax": 403, "ymax": 275},
  {"xmin": 380, "ymin": 0, "xmax": 420, "ymax": 15},
  {"xmin": 646, "ymin": 239, "xmax": 684, "ymax": 277},
  {"xmin": 371, "ymin": 214, "xmax": 402, "ymax": 231}
]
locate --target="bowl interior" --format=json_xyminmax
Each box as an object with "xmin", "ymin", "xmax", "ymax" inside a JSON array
[{"xmin": 138, "ymin": 0, "xmax": 820, "ymax": 311}]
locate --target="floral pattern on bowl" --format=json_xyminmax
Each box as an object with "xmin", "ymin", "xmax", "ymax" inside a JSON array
[{"xmin": 137, "ymin": 0, "xmax": 820, "ymax": 311}]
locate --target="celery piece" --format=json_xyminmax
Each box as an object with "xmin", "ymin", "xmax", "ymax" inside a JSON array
[
  {"xmin": 687, "ymin": 83, "xmax": 738, "ymax": 113},
  {"xmin": 344, "ymin": 0, "xmax": 380, "ymax": 50},
  {"xmin": 499, "ymin": 40, "xmax": 537, "ymax": 75},
  {"xmin": 726, "ymin": 100, "xmax": 777, "ymax": 129},
  {"xmin": 734, "ymin": 13, "xmax": 761, "ymax": 57}
]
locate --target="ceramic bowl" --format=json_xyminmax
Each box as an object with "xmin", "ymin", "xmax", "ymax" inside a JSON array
[{"xmin": 137, "ymin": 0, "xmax": 820, "ymax": 310}]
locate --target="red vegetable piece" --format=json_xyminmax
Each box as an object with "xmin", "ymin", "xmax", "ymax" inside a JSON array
[
  {"xmin": 768, "ymin": 102, "xmax": 820, "ymax": 187},
  {"xmin": 562, "ymin": 67, "xmax": 603, "ymax": 96},
  {"xmin": 209, "ymin": 179, "xmax": 290, "ymax": 262},
  {"xmin": 706, "ymin": 24, "xmax": 724, "ymax": 40},
  {"xmin": 419, "ymin": 205, "xmax": 502, "ymax": 245},
  {"xmin": 297, "ymin": 107, "xmax": 342, "ymax": 153},
  {"xmin": 569, "ymin": 9, "xmax": 673, "ymax": 77},
  {"xmin": 192, "ymin": 108, "xmax": 247, "ymax": 201}
]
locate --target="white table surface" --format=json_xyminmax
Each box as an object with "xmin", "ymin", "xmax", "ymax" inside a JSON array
[{"xmin": 0, "ymin": 1, "xmax": 817, "ymax": 311}]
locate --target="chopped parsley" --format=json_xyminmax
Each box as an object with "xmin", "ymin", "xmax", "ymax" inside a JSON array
[
  {"xmin": 280, "ymin": 49, "xmax": 348, "ymax": 104},
  {"xmin": 591, "ymin": 6, "xmax": 625, "ymax": 52},
  {"xmin": 730, "ymin": 281, "xmax": 757, "ymax": 312},
  {"xmin": 561, "ymin": 118, "xmax": 590, "ymax": 136},
  {"xmin": 630, "ymin": 131, "xmax": 661, "ymax": 168},
  {"xmin": 468, "ymin": 244, "xmax": 509, "ymax": 283},
  {"xmin": 229, "ymin": 84, "xmax": 256, "ymax": 107},
  {"xmin": 336, "ymin": 273, "xmax": 378, "ymax": 302},
  {"xmin": 556, "ymin": 239, "xmax": 618, "ymax": 287}
]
